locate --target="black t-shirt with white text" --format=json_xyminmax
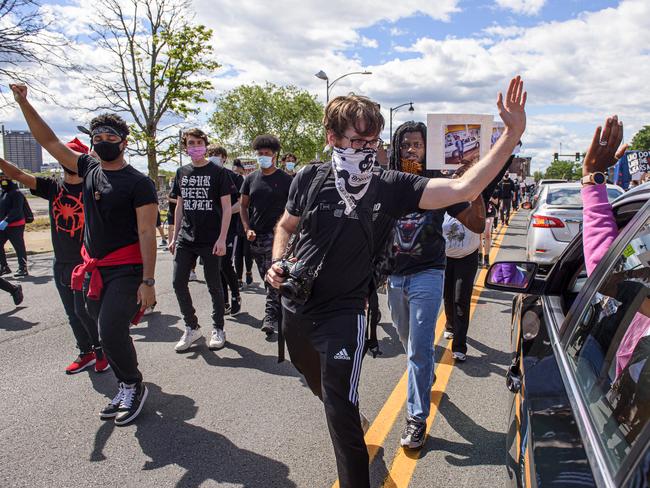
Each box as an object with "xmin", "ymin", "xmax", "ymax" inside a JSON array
[
  {"xmin": 284, "ymin": 166, "xmax": 428, "ymax": 319},
  {"xmin": 241, "ymin": 169, "xmax": 292, "ymax": 234},
  {"xmin": 77, "ymin": 155, "xmax": 158, "ymax": 259},
  {"xmin": 31, "ymin": 177, "xmax": 84, "ymax": 264},
  {"xmin": 172, "ymin": 162, "xmax": 237, "ymax": 247}
]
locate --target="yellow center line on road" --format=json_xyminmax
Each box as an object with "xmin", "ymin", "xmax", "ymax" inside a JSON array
[
  {"xmin": 381, "ymin": 212, "xmax": 517, "ymax": 488},
  {"xmin": 330, "ymin": 212, "xmax": 517, "ymax": 488}
]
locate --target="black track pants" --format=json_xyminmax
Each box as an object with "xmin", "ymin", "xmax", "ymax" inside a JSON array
[{"xmin": 283, "ymin": 308, "xmax": 369, "ymax": 488}]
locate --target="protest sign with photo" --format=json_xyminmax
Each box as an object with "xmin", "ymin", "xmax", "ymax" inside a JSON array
[
  {"xmin": 491, "ymin": 121, "xmax": 505, "ymax": 148},
  {"xmin": 426, "ymin": 114, "xmax": 494, "ymax": 170}
]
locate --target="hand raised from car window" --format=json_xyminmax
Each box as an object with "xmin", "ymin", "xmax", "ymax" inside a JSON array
[{"xmin": 583, "ymin": 115, "xmax": 624, "ymax": 176}]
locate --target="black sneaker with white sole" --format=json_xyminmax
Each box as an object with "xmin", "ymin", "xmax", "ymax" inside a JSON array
[
  {"xmin": 260, "ymin": 317, "xmax": 276, "ymax": 335},
  {"xmin": 100, "ymin": 383, "xmax": 125, "ymax": 419},
  {"xmin": 230, "ymin": 296, "xmax": 241, "ymax": 316},
  {"xmin": 400, "ymin": 419, "xmax": 426, "ymax": 449},
  {"xmin": 114, "ymin": 382, "xmax": 148, "ymax": 426}
]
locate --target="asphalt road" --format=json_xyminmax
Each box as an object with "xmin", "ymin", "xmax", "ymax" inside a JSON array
[{"xmin": 0, "ymin": 211, "xmax": 529, "ymax": 488}]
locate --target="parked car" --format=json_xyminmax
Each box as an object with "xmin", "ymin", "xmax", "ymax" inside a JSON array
[
  {"xmin": 486, "ymin": 182, "xmax": 650, "ymax": 487},
  {"xmin": 526, "ymin": 183, "xmax": 623, "ymax": 270}
]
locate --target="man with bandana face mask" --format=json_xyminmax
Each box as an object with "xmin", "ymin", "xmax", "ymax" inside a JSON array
[
  {"xmin": 11, "ymin": 83, "xmax": 159, "ymax": 427},
  {"xmin": 267, "ymin": 76, "xmax": 528, "ymax": 488},
  {"xmin": 0, "ymin": 172, "xmax": 29, "ymax": 278}
]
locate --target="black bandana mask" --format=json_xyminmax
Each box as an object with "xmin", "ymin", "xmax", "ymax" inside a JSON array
[{"xmin": 93, "ymin": 141, "xmax": 123, "ymax": 162}]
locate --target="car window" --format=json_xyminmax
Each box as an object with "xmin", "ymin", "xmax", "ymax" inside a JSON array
[
  {"xmin": 546, "ymin": 188, "xmax": 623, "ymax": 206},
  {"xmin": 565, "ymin": 217, "xmax": 650, "ymax": 479}
]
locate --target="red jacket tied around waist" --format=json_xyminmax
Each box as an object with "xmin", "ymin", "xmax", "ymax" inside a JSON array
[{"xmin": 71, "ymin": 243, "xmax": 142, "ymax": 300}]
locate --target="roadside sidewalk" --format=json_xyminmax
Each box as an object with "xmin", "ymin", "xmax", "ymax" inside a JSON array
[{"xmin": 5, "ymin": 230, "xmax": 53, "ymax": 257}]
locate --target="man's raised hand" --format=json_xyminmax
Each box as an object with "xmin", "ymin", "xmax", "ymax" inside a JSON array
[
  {"xmin": 497, "ymin": 76, "xmax": 527, "ymax": 137},
  {"xmin": 9, "ymin": 84, "xmax": 27, "ymax": 103}
]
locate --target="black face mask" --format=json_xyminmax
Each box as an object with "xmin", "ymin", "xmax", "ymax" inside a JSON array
[{"xmin": 93, "ymin": 140, "xmax": 123, "ymax": 162}]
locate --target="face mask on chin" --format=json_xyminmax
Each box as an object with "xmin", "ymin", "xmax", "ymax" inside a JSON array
[
  {"xmin": 93, "ymin": 140, "xmax": 124, "ymax": 163},
  {"xmin": 258, "ymin": 155, "xmax": 273, "ymax": 169}
]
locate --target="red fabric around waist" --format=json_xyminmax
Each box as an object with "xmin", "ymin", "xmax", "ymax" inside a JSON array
[{"xmin": 71, "ymin": 243, "xmax": 143, "ymax": 300}]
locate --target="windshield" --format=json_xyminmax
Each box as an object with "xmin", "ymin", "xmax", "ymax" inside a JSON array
[{"xmin": 546, "ymin": 187, "xmax": 622, "ymax": 206}]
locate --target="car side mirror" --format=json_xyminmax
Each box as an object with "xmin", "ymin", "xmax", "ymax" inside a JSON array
[{"xmin": 485, "ymin": 261, "xmax": 538, "ymax": 293}]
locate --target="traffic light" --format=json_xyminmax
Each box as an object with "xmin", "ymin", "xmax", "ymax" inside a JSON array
[
  {"xmin": 575, "ymin": 152, "xmax": 581, "ymax": 161},
  {"xmin": 553, "ymin": 153, "xmax": 559, "ymax": 162}
]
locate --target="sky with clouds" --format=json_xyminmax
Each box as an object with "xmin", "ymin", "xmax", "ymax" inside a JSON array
[{"xmin": 1, "ymin": 0, "xmax": 648, "ymax": 173}]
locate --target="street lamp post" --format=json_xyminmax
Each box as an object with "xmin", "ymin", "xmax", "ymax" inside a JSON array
[
  {"xmin": 389, "ymin": 102, "xmax": 415, "ymax": 144},
  {"xmin": 315, "ymin": 70, "xmax": 372, "ymax": 104}
]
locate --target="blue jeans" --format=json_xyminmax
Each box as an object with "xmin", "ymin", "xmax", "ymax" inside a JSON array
[{"xmin": 387, "ymin": 268, "xmax": 445, "ymax": 423}]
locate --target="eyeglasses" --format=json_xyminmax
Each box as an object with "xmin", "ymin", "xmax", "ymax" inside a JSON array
[
  {"xmin": 341, "ymin": 135, "xmax": 383, "ymax": 150},
  {"xmin": 399, "ymin": 142, "xmax": 425, "ymax": 151}
]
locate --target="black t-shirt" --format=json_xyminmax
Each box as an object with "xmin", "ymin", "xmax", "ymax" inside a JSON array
[
  {"xmin": 392, "ymin": 198, "xmax": 468, "ymax": 276},
  {"xmin": 31, "ymin": 177, "xmax": 84, "ymax": 264},
  {"xmin": 77, "ymin": 155, "xmax": 158, "ymax": 258},
  {"xmin": 241, "ymin": 169, "xmax": 292, "ymax": 234},
  {"xmin": 284, "ymin": 166, "xmax": 428, "ymax": 319},
  {"xmin": 225, "ymin": 169, "xmax": 244, "ymax": 237},
  {"xmin": 172, "ymin": 162, "xmax": 237, "ymax": 247},
  {"xmin": 497, "ymin": 178, "xmax": 515, "ymax": 199}
]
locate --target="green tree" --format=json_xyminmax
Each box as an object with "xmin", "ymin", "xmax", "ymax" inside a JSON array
[
  {"xmin": 544, "ymin": 160, "xmax": 581, "ymax": 180},
  {"xmin": 208, "ymin": 83, "xmax": 325, "ymax": 164},
  {"xmin": 88, "ymin": 0, "xmax": 219, "ymax": 186},
  {"xmin": 630, "ymin": 126, "xmax": 650, "ymax": 151},
  {"xmin": 533, "ymin": 170, "xmax": 543, "ymax": 182}
]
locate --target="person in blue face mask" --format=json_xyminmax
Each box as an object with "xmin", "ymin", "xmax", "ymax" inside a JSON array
[
  {"xmin": 283, "ymin": 153, "xmax": 298, "ymax": 177},
  {"xmin": 240, "ymin": 134, "xmax": 293, "ymax": 335}
]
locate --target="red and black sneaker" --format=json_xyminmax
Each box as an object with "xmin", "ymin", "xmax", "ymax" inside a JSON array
[
  {"xmin": 94, "ymin": 355, "xmax": 110, "ymax": 373},
  {"xmin": 65, "ymin": 352, "xmax": 96, "ymax": 375}
]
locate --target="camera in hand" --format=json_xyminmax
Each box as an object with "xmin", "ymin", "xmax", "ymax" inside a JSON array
[{"xmin": 277, "ymin": 259, "xmax": 316, "ymax": 305}]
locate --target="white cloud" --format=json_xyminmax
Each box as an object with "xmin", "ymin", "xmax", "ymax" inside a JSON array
[
  {"xmin": 495, "ymin": 0, "xmax": 547, "ymax": 16},
  {"xmin": 389, "ymin": 27, "xmax": 408, "ymax": 37},
  {"xmin": 482, "ymin": 24, "xmax": 527, "ymax": 38},
  {"xmin": 360, "ymin": 36, "xmax": 379, "ymax": 48}
]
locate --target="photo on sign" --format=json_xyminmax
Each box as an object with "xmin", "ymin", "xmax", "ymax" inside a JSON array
[
  {"xmin": 426, "ymin": 114, "xmax": 494, "ymax": 170},
  {"xmin": 444, "ymin": 124, "xmax": 481, "ymax": 165},
  {"xmin": 491, "ymin": 121, "xmax": 505, "ymax": 148}
]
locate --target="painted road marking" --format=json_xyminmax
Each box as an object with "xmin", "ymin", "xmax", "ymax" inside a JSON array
[{"xmin": 331, "ymin": 212, "xmax": 516, "ymax": 488}]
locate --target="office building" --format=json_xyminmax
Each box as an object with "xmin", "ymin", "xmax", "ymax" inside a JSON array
[{"xmin": 2, "ymin": 128, "xmax": 43, "ymax": 172}]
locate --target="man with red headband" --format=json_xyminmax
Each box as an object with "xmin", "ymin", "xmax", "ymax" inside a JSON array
[
  {"xmin": 0, "ymin": 138, "xmax": 107, "ymax": 375},
  {"xmin": 11, "ymin": 83, "xmax": 158, "ymax": 426}
]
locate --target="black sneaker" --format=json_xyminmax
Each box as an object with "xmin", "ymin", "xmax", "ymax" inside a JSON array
[
  {"xmin": 245, "ymin": 272, "xmax": 253, "ymax": 286},
  {"xmin": 224, "ymin": 302, "xmax": 232, "ymax": 315},
  {"xmin": 484, "ymin": 256, "xmax": 490, "ymax": 268},
  {"xmin": 13, "ymin": 268, "xmax": 28, "ymax": 278},
  {"xmin": 260, "ymin": 317, "xmax": 276, "ymax": 335},
  {"xmin": 0, "ymin": 265, "xmax": 10, "ymax": 276},
  {"xmin": 237, "ymin": 280, "xmax": 244, "ymax": 290},
  {"xmin": 100, "ymin": 383, "xmax": 125, "ymax": 419},
  {"xmin": 11, "ymin": 284, "xmax": 23, "ymax": 305},
  {"xmin": 230, "ymin": 296, "xmax": 241, "ymax": 316},
  {"xmin": 400, "ymin": 419, "xmax": 426, "ymax": 449},
  {"xmin": 114, "ymin": 383, "xmax": 148, "ymax": 426}
]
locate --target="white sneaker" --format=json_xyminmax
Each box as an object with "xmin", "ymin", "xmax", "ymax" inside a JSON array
[
  {"xmin": 443, "ymin": 331, "xmax": 454, "ymax": 340},
  {"xmin": 452, "ymin": 352, "xmax": 467, "ymax": 361},
  {"xmin": 209, "ymin": 329, "xmax": 226, "ymax": 350},
  {"xmin": 143, "ymin": 305, "xmax": 155, "ymax": 316},
  {"xmin": 174, "ymin": 326, "xmax": 202, "ymax": 352},
  {"xmin": 189, "ymin": 270, "xmax": 198, "ymax": 281}
]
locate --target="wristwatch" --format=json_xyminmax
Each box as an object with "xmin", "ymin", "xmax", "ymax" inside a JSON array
[
  {"xmin": 142, "ymin": 278, "xmax": 155, "ymax": 286},
  {"xmin": 581, "ymin": 172, "xmax": 606, "ymax": 186}
]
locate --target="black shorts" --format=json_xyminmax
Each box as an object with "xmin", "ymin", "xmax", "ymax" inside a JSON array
[
  {"xmin": 156, "ymin": 212, "xmax": 162, "ymax": 227},
  {"xmin": 167, "ymin": 211, "xmax": 175, "ymax": 226}
]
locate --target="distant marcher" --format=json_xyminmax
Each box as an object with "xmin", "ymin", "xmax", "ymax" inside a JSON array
[
  {"xmin": 496, "ymin": 173, "xmax": 515, "ymax": 225},
  {"xmin": 0, "ymin": 174, "xmax": 28, "ymax": 277},
  {"xmin": 232, "ymin": 159, "xmax": 254, "ymax": 287},
  {"xmin": 284, "ymin": 153, "xmax": 298, "ymax": 177}
]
